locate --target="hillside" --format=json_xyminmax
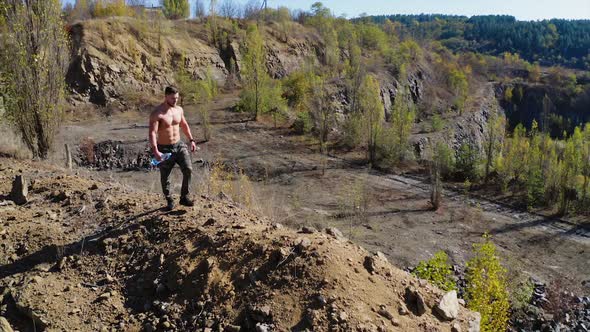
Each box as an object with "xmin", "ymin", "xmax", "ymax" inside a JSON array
[
  {"xmin": 363, "ymin": 14, "xmax": 590, "ymax": 70},
  {"xmin": 0, "ymin": 158, "xmax": 480, "ymax": 331}
]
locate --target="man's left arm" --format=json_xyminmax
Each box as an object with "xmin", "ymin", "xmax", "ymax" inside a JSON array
[{"xmin": 179, "ymin": 108, "xmax": 197, "ymax": 152}]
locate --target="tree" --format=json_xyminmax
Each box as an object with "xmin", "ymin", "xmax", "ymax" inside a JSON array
[
  {"xmin": 484, "ymin": 112, "xmax": 505, "ymax": 180},
  {"xmin": 344, "ymin": 34, "xmax": 363, "ymax": 114},
  {"xmin": 307, "ymin": 75, "xmax": 333, "ymax": 154},
  {"xmin": 465, "ymin": 235, "xmax": 510, "ymax": 332},
  {"xmin": 243, "ymin": 0, "xmax": 261, "ymax": 20},
  {"xmin": 218, "ymin": 0, "xmax": 240, "ymax": 18},
  {"xmin": 239, "ymin": 24, "xmax": 266, "ymax": 120},
  {"xmin": 238, "ymin": 24, "xmax": 287, "ymax": 121},
  {"xmin": 359, "ymin": 74, "xmax": 383, "ymax": 164},
  {"xmin": 448, "ymin": 66, "xmax": 469, "ymax": 113},
  {"xmin": 68, "ymin": 0, "xmax": 92, "ymax": 22},
  {"xmin": 195, "ymin": 0, "xmax": 206, "ymax": 20},
  {"xmin": 455, "ymin": 142, "xmax": 480, "ymax": 180},
  {"xmin": 93, "ymin": 0, "xmax": 132, "ymax": 17},
  {"xmin": 580, "ymin": 124, "xmax": 590, "ymax": 207},
  {"xmin": 388, "ymin": 86, "xmax": 415, "ymax": 162},
  {"xmin": 162, "ymin": 0, "xmax": 189, "ymax": 19},
  {"xmin": 1, "ymin": 0, "xmax": 69, "ymax": 159},
  {"xmin": 194, "ymin": 67, "xmax": 219, "ymax": 141},
  {"xmin": 429, "ymin": 141, "xmax": 454, "ymax": 209},
  {"xmin": 527, "ymin": 61, "xmax": 542, "ymax": 82}
]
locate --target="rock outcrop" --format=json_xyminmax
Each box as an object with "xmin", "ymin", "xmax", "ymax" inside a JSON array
[{"xmin": 66, "ymin": 18, "xmax": 322, "ymax": 107}]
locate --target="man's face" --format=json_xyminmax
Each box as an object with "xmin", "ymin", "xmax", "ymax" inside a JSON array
[{"xmin": 165, "ymin": 93, "xmax": 179, "ymax": 107}]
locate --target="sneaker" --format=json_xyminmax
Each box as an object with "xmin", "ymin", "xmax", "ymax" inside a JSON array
[
  {"xmin": 165, "ymin": 198, "xmax": 175, "ymax": 211},
  {"xmin": 179, "ymin": 196, "xmax": 194, "ymax": 207}
]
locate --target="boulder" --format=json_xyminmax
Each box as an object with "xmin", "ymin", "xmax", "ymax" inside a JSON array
[{"xmin": 435, "ymin": 290, "xmax": 459, "ymax": 321}]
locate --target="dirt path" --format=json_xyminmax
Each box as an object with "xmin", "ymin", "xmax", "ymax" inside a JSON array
[{"xmin": 52, "ymin": 94, "xmax": 590, "ymax": 293}]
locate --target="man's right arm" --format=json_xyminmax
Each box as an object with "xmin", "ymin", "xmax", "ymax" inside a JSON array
[{"xmin": 148, "ymin": 112, "xmax": 162, "ymax": 160}]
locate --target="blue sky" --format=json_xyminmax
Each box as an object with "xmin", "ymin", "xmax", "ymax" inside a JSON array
[{"xmin": 63, "ymin": 0, "xmax": 590, "ymax": 20}]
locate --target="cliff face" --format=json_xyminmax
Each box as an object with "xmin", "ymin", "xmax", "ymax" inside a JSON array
[
  {"xmin": 67, "ymin": 18, "xmax": 228, "ymax": 106},
  {"xmin": 66, "ymin": 18, "xmax": 322, "ymax": 107}
]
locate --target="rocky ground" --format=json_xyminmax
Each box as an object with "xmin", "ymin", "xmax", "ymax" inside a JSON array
[{"xmin": 0, "ymin": 158, "xmax": 482, "ymax": 331}]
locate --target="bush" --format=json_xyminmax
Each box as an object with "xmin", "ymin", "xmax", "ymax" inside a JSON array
[
  {"xmin": 509, "ymin": 277, "xmax": 534, "ymax": 311},
  {"xmin": 292, "ymin": 111, "xmax": 313, "ymax": 135},
  {"xmin": 413, "ymin": 251, "xmax": 456, "ymax": 291},
  {"xmin": 342, "ymin": 112, "xmax": 364, "ymax": 149},
  {"xmin": 465, "ymin": 235, "xmax": 510, "ymax": 332}
]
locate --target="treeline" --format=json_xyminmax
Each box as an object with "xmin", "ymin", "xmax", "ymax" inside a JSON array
[
  {"xmin": 442, "ymin": 116, "xmax": 590, "ymax": 214},
  {"xmin": 364, "ymin": 14, "xmax": 590, "ymax": 69}
]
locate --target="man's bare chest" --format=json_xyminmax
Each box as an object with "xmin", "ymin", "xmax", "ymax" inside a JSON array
[{"xmin": 158, "ymin": 110, "xmax": 181, "ymax": 127}]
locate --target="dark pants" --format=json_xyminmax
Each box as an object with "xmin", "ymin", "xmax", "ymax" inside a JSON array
[{"xmin": 157, "ymin": 142, "xmax": 192, "ymax": 200}]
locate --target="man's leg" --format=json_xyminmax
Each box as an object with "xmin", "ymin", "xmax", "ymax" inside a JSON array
[
  {"xmin": 159, "ymin": 155, "xmax": 175, "ymax": 210},
  {"xmin": 177, "ymin": 143, "xmax": 194, "ymax": 206}
]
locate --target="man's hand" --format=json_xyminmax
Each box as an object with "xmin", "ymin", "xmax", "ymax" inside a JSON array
[
  {"xmin": 190, "ymin": 141, "xmax": 197, "ymax": 153},
  {"xmin": 154, "ymin": 150, "xmax": 163, "ymax": 161}
]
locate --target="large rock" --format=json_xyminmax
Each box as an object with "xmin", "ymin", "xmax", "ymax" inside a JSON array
[
  {"xmin": 405, "ymin": 287, "xmax": 427, "ymax": 316},
  {"xmin": 435, "ymin": 290, "xmax": 459, "ymax": 321},
  {"xmin": 10, "ymin": 175, "xmax": 28, "ymax": 205},
  {"xmin": 0, "ymin": 317, "xmax": 14, "ymax": 332}
]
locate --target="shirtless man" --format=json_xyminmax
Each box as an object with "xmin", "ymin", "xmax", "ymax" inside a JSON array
[{"xmin": 149, "ymin": 86, "xmax": 197, "ymax": 211}]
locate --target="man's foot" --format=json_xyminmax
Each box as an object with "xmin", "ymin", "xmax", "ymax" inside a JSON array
[
  {"xmin": 179, "ymin": 196, "xmax": 194, "ymax": 207},
  {"xmin": 165, "ymin": 198, "xmax": 175, "ymax": 211}
]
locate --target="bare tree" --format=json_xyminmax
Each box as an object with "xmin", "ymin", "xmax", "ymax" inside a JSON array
[
  {"xmin": 1, "ymin": 0, "xmax": 69, "ymax": 159},
  {"xmin": 218, "ymin": 0, "xmax": 241, "ymax": 18},
  {"xmin": 243, "ymin": 0, "xmax": 261, "ymax": 19},
  {"xmin": 195, "ymin": 0, "xmax": 206, "ymax": 20},
  {"xmin": 308, "ymin": 75, "xmax": 333, "ymax": 155}
]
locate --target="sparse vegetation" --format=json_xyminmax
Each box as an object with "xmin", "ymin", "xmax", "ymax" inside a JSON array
[{"xmin": 413, "ymin": 250, "xmax": 456, "ymax": 291}]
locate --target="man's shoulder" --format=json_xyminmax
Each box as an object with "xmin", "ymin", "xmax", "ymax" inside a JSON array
[{"xmin": 150, "ymin": 105, "xmax": 164, "ymax": 118}]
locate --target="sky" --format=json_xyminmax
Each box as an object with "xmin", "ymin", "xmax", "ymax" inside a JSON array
[{"xmin": 63, "ymin": 0, "xmax": 590, "ymax": 21}]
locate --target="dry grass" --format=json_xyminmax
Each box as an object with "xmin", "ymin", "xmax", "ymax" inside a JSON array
[
  {"xmin": 198, "ymin": 159, "xmax": 258, "ymax": 211},
  {"xmin": 0, "ymin": 124, "xmax": 32, "ymax": 159}
]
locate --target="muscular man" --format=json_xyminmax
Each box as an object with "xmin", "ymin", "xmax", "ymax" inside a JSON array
[{"xmin": 149, "ymin": 86, "xmax": 197, "ymax": 211}]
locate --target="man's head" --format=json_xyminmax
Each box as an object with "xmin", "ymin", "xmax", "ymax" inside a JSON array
[{"xmin": 164, "ymin": 86, "xmax": 179, "ymax": 107}]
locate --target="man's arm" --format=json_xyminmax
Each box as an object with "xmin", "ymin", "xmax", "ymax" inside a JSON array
[
  {"xmin": 179, "ymin": 107, "xmax": 197, "ymax": 152},
  {"xmin": 148, "ymin": 111, "xmax": 162, "ymax": 160}
]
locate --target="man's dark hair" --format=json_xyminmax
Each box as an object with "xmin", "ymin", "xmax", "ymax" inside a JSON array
[{"xmin": 165, "ymin": 86, "xmax": 179, "ymax": 95}]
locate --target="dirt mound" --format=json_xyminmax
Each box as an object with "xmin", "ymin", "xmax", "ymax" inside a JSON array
[{"xmin": 0, "ymin": 157, "xmax": 479, "ymax": 331}]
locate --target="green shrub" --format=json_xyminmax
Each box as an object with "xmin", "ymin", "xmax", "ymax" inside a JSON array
[
  {"xmin": 431, "ymin": 113, "xmax": 444, "ymax": 132},
  {"xmin": 465, "ymin": 235, "xmax": 510, "ymax": 332},
  {"xmin": 509, "ymin": 277, "xmax": 534, "ymax": 311},
  {"xmin": 413, "ymin": 251, "xmax": 456, "ymax": 291},
  {"xmin": 292, "ymin": 111, "xmax": 312, "ymax": 134}
]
